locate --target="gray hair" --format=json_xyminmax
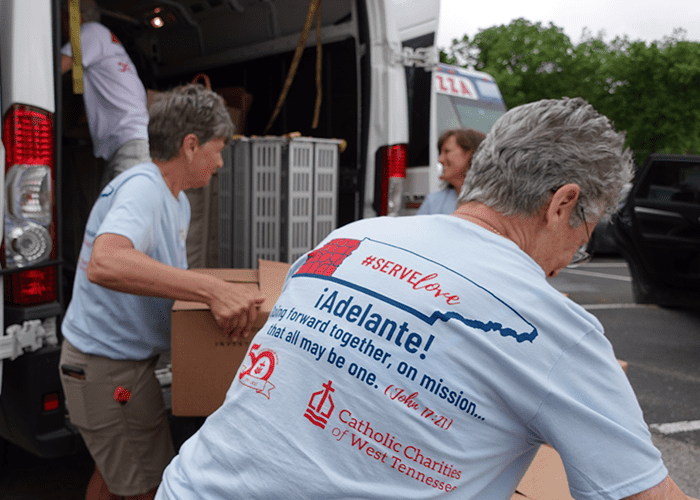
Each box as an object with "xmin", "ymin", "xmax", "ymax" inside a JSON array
[
  {"xmin": 81, "ymin": 0, "xmax": 101, "ymax": 23},
  {"xmin": 62, "ymin": 0, "xmax": 101, "ymax": 23},
  {"xmin": 148, "ymin": 83, "xmax": 235, "ymax": 161},
  {"xmin": 459, "ymin": 97, "xmax": 634, "ymax": 225}
]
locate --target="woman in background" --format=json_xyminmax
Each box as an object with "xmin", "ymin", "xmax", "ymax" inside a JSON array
[{"xmin": 417, "ymin": 128, "xmax": 486, "ymax": 215}]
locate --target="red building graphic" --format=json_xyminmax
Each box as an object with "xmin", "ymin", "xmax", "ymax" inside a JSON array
[{"xmin": 297, "ymin": 239, "xmax": 360, "ymax": 276}]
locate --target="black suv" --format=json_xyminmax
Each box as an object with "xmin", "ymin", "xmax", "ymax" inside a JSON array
[{"xmin": 613, "ymin": 154, "xmax": 700, "ymax": 307}]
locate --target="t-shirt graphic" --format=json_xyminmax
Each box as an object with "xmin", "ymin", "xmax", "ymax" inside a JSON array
[
  {"xmin": 295, "ymin": 237, "xmax": 538, "ymax": 347},
  {"xmin": 156, "ymin": 216, "xmax": 666, "ymax": 500}
]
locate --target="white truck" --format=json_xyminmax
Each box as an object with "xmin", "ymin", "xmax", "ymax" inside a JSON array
[{"xmin": 0, "ymin": 0, "xmax": 504, "ymax": 458}]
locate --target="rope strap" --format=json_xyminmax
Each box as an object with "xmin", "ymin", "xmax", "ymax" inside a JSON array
[
  {"xmin": 69, "ymin": 0, "xmax": 84, "ymax": 94},
  {"xmin": 264, "ymin": 0, "xmax": 322, "ymax": 134}
]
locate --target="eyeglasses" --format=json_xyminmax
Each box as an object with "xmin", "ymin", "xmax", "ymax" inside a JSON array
[{"xmin": 567, "ymin": 206, "xmax": 592, "ymax": 268}]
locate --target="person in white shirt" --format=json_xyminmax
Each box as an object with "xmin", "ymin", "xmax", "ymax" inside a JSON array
[{"xmin": 61, "ymin": 0, "xmax": 150, "ymax": 185}]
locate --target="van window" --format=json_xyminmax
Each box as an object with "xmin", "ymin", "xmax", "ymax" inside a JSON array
[
  {"xmin": 640, "ymin": 161, "xmax": 700, "ymax": 204},
  {"xmin": 435, "ymin": 92, "xmax": 506, "ymax": 134},
  {"xmin": 433, "ymin": 65, "xmax": 506, "ymax": 137},
  {"xmin": 403, "ymin": 34, "xmax": 433, "ymax": 169}
]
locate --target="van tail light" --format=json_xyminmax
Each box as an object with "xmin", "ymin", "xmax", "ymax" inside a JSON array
[
  {"xmin": 8, "ymin": 267, "xmax": 58, "ymax": 305},
  {"xmin": 378, "ymin": 144, "xmax": 407, "ymax": 216},
  {"xmin": 2, "ymin": 105, "xmax": 58, "ymax": 306}
]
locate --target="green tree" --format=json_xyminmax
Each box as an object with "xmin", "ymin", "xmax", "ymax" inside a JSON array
[
  {"xmin": 603, "ymin": 35, "xmax": 700, "ymax": 156},
  {"xmin": 566, "ymin": 30, "xmax": 619, "ymax": 109},
  {"xmin": 440, "ymin": 34, "xmax": 476, "ymax": 68},
  {"xmin": 469, "ymin": 18, "xmax": 576, "ymax": 108},
  {"xmin": 440, "ymin": 20, "xmax": 604, "ymax": 108},
  {"xmin": 440, "ymin": 20, "xmax": 700, "ymax": 158}
]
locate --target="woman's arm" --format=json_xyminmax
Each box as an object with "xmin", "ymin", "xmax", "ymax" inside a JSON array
[
  {"xmin": 88, "ymin": 233, "xmax": 265, "ymax": 338},
  {"xmin": 623, "ymin": 475, "xmax": 696, "ymax": 500}
]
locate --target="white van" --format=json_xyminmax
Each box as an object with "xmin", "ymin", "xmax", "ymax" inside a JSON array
[
  {"xmin": 403, "ymin": 62, "xmax": 507, "ymax": 213},
  {"xmin": 0, "ymin": 0, "xmax": 503, "ymax": 458},
  {"xmin": 0, "ymin": 0, "xmax": 438, "ymax": 459}
]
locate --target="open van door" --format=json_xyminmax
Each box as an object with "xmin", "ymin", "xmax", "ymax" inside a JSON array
[
  {"xmin": 0, "ymin": 0, "xmax": 444, "ymax": 458},
  {"xmin": 0, "ymin": 0, "xmax": 75, "ymax": 459},
  {"xmin": 614, "ymin": 154, "xmax": 700, "ymax": 307},
  {"xmin": 366, "ymin": 0, "xmax": 439, "ymax": 217}
]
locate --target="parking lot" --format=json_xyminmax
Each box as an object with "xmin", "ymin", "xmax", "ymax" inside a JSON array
[
  {"xmin": 0, "ymin": 257, "xmax": 698, "ymax": 499},
  {"xmin": 550, "ymin": 258, "xmax": 700, "ymax": 496}
]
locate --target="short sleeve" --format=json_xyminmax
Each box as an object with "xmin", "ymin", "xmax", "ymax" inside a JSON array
[
  {"xmin": 61, "ymin": 40, "xmax": 72, "ymax": 57},
  {"xmin": 529, "ymin": 331, "xmax": 668, "ymax": 499},
  {"xmin": 61, "ymin": 23, "xmax": 107, "ymax": 67},
  {"xmin": 97, "ymin": 174, "xmax": 160, "ymax": 253}
]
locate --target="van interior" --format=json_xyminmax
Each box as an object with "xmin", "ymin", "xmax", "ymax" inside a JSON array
[{"xmin": 61, "ymin": 0, "xmax": 370, "ymax": 297}]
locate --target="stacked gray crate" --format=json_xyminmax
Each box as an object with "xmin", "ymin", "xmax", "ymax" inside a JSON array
[
  {"xmin": 312, "ymin": 139, "xmax": 340, "ymax": 248},
  {"xmin": 218, "ymin": 141, "xmax": 236, "ymax": 268},
  {"xmin": 251, "ymin": 138, "xmax": 284, "ymax": 264},
  {"xmin": 219, "ymin": 137, "xmax": 340, "ymax": 269},
  {"xmin": 286, "ymin": 139, "xmax": 315, "ymax": 263}
]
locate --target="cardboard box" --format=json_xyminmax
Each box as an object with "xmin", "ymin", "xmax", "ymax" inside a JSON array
[
  {"xmin": 171, "ymin": 260, "xmax": 290, "ymax": 416},
  {"xmin": 511, "ymin": 445, "xmax": 574, "ymax": 499}
]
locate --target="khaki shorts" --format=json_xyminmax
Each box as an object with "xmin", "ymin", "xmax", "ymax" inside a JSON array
[{"xmin": 59, "ymin": 340, "xmax": 174, "ymax": 496}]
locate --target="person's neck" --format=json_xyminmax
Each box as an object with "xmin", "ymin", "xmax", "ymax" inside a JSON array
[
  {"xmin": 153, "ymin": 159, "xmax": 185, "ymax": 199},
  {"xmin": 449, "ymin": 178, "xmax": 464, "ymax": 194},
  {"xmin": 453, "ymin": 202, "xmax": 549, "ymax": 265},
  {"xmin": 452, "ymin": 202, "xmax": 508, "ymax": 238}
]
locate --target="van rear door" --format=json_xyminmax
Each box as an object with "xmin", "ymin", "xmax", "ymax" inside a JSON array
[{"xmin": 0, "ymin": 0, "xmax": 77, "ymax": 459}]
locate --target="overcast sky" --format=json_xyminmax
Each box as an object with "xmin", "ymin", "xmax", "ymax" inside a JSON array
[{"xmin": 437, "ymin": 0, "xmax": 700, "ymax": 49}]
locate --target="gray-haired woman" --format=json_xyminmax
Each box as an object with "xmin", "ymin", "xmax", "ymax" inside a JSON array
[
  {"xmin": 456, "ymin": 97, "xmax": 633, "ymax": 276},
  {"xmin": 59, "ymin": 83, "xmax": 264, "ymax": 500},
  {"xmin": 155, "ymin": 97, "xmax": 693, "ymax": 500}
]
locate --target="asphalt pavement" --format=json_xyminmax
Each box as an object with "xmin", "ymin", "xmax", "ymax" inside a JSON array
[{"xmin": 550, "ymin": 258, "xmax": 700, "ymax": 497}]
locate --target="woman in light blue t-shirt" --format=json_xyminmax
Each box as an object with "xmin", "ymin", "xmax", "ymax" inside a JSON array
[{"xmin": 417, "ymin": 128, "xmax": 486, "ymax": 215}]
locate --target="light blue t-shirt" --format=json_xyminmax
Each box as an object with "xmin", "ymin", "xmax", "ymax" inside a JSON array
[
  {"xmin": 62, "ymin": 163, "xmax": 190, "ymax": 360},
  {"xmin": 416, "ymin": 187, "xmax": 458, "ymax": 215},
  {"xmin": 157, "ymin": 215, "xmax": 666, "ymax": 500}
]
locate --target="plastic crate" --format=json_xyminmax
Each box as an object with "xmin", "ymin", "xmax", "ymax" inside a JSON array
[
  {"xmin": 312, "ymin": 139, "xmax": 340, "ymax": 248},
  {"xmin": 218, "ymin": 138, "xmax": 260, "ymax": 268},
  {"xmin": 251, "ymin": 138, "xmax": 284, "ymax": 264},
  {"xmin": 217, "ymin": 142, "xmax": 236, "ymax": 268},
  {"xmin": 219, "ymin": 137, "xmax": 340, "ymax": 269},
  {"xmin": 285, "ymin": 139, "xmax": 314, "ymax": 263}
]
